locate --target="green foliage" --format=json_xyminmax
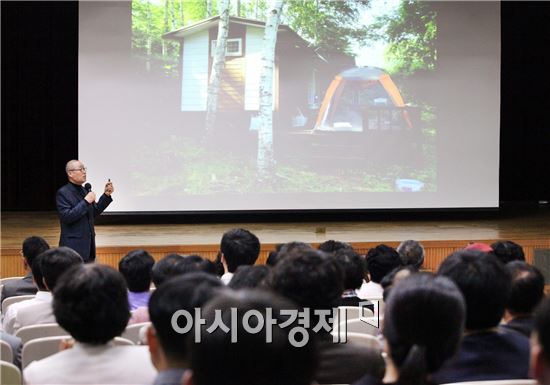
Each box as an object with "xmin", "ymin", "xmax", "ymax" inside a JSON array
[{"xmin": 369, "ymin": 0, "xmax": 436, "ymax": 75}]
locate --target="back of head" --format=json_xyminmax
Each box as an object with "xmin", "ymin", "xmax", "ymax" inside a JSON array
[
  {"xmin": 53, "ymin": 264, "xmax": 130, "ymax": 344},
  {"xmin": 39, "ymin": 247, "xmax": 83, "ymax": 291},
  {"xmin": 396, "ymin": 240, "xmax": 425, "ymax": 270},
  {"xmin": 318, "ymin": 240, "xmax": 353, "ymax": 254},
  {"xmin": 220, "ymin": 228, "xmax": 260, "ymax": 272},
  {"xmin": 118, "ymin": 249, "xmax": 155, "ymax": 292},
  {"xmin": 506, "ymin": 261, "xmax": 545, "ymax": 316},
  {"xmin": 22, "ymin": 236, "xmax": 50, "ymax": 268},
  {"xmin": 152, "ymin": 253, "xmax": 185, "ymax": 287},
  {"xmin": 190, "ymin": 290, "xmax": 318, "ymax": 385},
  {"xmin": 366, "ymin": 244, "xmax": 402, "ymax": 283},
  {"xmin": 437, "ymin": 249, "xmax": 511, "ymax": 330},
  {"xmin": 228, "ymin": 265, "xmax": 272, "ymax": 289},
  {"xmin": 270, "ymin": 249, "xmax": 344, "ymax": 311},
  {"xmin": 334, "ymin": 248, "xmax": 365, "ymax": 290},
  {"xmin": 535, "ymin": 297, "xmax": 550, "ymax": 363},
  {"xmin": 491, "ymin": 240, "xmax": 526, "ymax": 264},
  {"xmin": 179, "ymin": 255, "xmax": 217, "ymax": 276},
  {"xmin": 384, "ymin": 273, "xmax": 465, "ymax": 385},
  {"xmin": 149, "ymin": 272, "xmax": 223, "ymax": 363},
  {"xmin": 31, "ymin": 254, "xmax": 47, "ymax": 291},
  {"xmin": 277, "ymin": 241, "xmax": 313, "ymax": 261}
]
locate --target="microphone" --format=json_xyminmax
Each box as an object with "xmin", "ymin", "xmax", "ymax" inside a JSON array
[{"xmin": 84, "ymin": 183, "xmax": 92, "ymax": 193}]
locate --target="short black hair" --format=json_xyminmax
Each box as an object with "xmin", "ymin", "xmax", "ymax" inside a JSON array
[
  {"xmin": 228, "ymin": 265, "xmax": 272, "ymax": 290},
  {"xmin": 179, "ymin": 255, "xmax": 217, "ymax": 276},
  {"xmin": 506, "ymin": 261, "xmax": 545, "ymax": 315},
  {"xmin": 53, "ymin": 264, "xmax": 130, "ymax": 345},
  {"xmin": 191, "ymin": 290, "xmax": 318, "ymax": 385},
  {"xmin": 118, "ymin": 249, "xmax": 155, "ymax": 292},
  {"xmin": 39, "ymin": 247, "xmax": 83, "ymax": 291},
  {"xmin": 277, "ymin": 242, "xmax": 313, "ymax": 261},
  {"xmin": 334, "ymin": 248, "xmax": 365, "ymax": 290},
  {"xmin": 22, "ymin": 236, "xmax": 50, "ymax": 268},
  {"xmin": 318, "ymin": 240, "xmax": 353, "ymax": 254},
  {"xmin": 437, "ymin": 250, "xmax": 511, "ymax": 330},
  {"xmin": 220, "ymin": 228, "xmax": 260, "ymax": 273},
  {"xmin": 535, "ymin": 296, "xmax": 550, "ymax": 361},
  {"xmin": 270, "ymin": 250, "xmax": 344, "ymax": 311},
  {"xmin": 151, "ymin": 253, "xmax": 185, "ymax": 287},
  {"xmin": 31, "ymin": 254, "xmax": 47, "ymax": 291},
  {"xmin": 491, "ymin": 240, "xmax": 525, "ymax": 264},
  {"xmin": 148, "ymin": 272, "xmax": 223, "ymax": 363},
  {"xmin": 265, "ymin": 244, "xmax": 284, "ymax": 267},
  {"xmin": 366, "ymin": 244, "xmax": 402, "ymax": 283},
  {"xmin": 396, "ymin": 240, "xmax": 425, "ymax": 270}
]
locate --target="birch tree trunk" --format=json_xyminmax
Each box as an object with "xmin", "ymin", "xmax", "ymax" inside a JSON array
[
  {"xmin": 206, "ymin": 0, "xmax": 213, "ymax": 17},
  {"xmin": 205, "ymin": 0, "xmax": 230, "ymax": 133},
  {"xmin": 257, "ymin": 0, "xmax": 284, "ymax": 181}
]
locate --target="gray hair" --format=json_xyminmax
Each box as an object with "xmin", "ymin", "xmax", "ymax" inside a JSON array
[{"xmin": 396, "ymin": 240, "xmax": 425, "ymax": 270}]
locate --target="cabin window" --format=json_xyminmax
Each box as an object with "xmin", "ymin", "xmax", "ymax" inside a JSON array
[{"xmin": 211, "ymin": 38, "xmax": 243, "ymax": 57}]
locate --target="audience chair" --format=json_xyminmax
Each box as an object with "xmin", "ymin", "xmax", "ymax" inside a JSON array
[
  {"xmin": 0, "ymin": 277, "xmax": 24, "ymax": 287},
  {"xmin": 15, "ymin": 323, "xmax": 68, "ymax": 345},
  {"xmin": 442, "ymin": 381, "xmax": 537, "ymax": 385},
  {"xmin": 0, "ymin": 361, "xmax": 22, "ymax": 385},
  {"xmin": 334, "ymin": 317, "xmax": 380, "ymax": 337},
  {"xmin": 1, "ymin": 339, "xmax": 13, "ymax": 363},
  {"xmin": 113, "ymin": 337, "xmax": 135, "ymax": 346},
  {"xmin": 334, "ymin": 306, "xmax": 374, "ymax": 326},
  {"xmin": 336, "ymin": 332, "xmax": 382, "ymax": 350},
  {"xmin": 121, "ymin": 322, "xmax": 151, "ymax": 345},
  {"xmin": 2, "ymin": 295, "xmax": 35, "ymax": 314}
]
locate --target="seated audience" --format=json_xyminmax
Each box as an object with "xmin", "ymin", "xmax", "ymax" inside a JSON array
[
  {"xmin": 270, "ymin": 249, "xmax": 385, "ymax": 384},
  {"xmin": 151, "ymin": 253, "xmax": 185, "ymax": 287},
  {"xmin": 4, "ymin": 247, "xmax": 83, "ymax": 333},
  {"xmin": 277, "ymin": 241, "xmax": 313, "ymax": 260},
  {"xmin": 531, "ymin": 296, "xmax": 550, "ymax": 385},
  {"xmin": 380, "ymin": 265, "xmax": 416, "ymax": 301},
  {"xmin": 119, "ymin": 249, "xmax": 155, "ymax": 310},
  {"xmin": 148, "ymin": 272, "xmax": 224, "ymax": 385},
  {"xmin": 501, "ymin": 261, "xmax": 545, "ymax": 337},
  {"xmin": 318, "ymin": 240, "xmax": 353, "ymax": 254},
  {"xmin": 184, "ymin": 289, "xmax": 318, "ymax": 385},
  {"xmin": 464, "ymin": 242, "xmax": 493, "ymax": 253},
  {"xmin": 433, "ymin": 250, "xmax": 530, "ymax": 383},
  {"xmin": 219, "ymin": 228, "xmax": 260, "ymax": 284},
  {"xmin": 1, "ymin": 235, "xmax": 49, "ymax": 303},
  {"xmin": 491, "ymin": 240, "xmax": 526, "ymax": 264},
  {"xmin": 228, "ymin": 265, "xmax": 271, "ymax": 289},
  {"xmin": 0, "ymin": 332, "xmax": 22, "ymax": 368},
  {"xmin": 23, "ymin": 264, "xmax": 157, "ymax": 385},
  {"xmin": 265, "ymin": 244, "xmax": 284, "ymax": 267},
  {"xmin": 358, "ymin": 244, "xmax": 402, "ymax": 299},
  {"xmin": 396, "ymin": 239, "xmax": 425, "ymax": 270},
  {"xmin": 178, "ymin": 255, "xmax": 217, "ymax": 276},
  {"xmin": 333, "ymin": 248, "xmax": 367, "ymax": 307},
  {"xmin": 354, "ymin": 273, "xmax": 466, "ymax": 385}
]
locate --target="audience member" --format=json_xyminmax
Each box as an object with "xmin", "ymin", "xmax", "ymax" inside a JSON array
[
  {"xmin": 464, "ymin": 242, "xmax": 493, "ymax": 253},
  {"xmin": 1, "ymin": 236, "xmax": 49, "ymax": 304},
  {"xmin": 23, "ymin": 264, "xmax": 157, "ymax": 384},
  {"xmin": 354, "ymin": 273, "xmax": 466, "ymax": 385},
  {"xmin": 0, "ymin": 332, "xmax": 22, "ymax": 368},
  {"xmin": 434, "ymin": 250, "xmax": 530, "ymax": 383},
  {"xmin": 151, "ymin": 253, "xmax": 185, "ymax": 287},
  {"xmin": 318, "ymin": 240, "xmax": 353, "ymax": 254},
  {"xmin": 178, "ymin": 255, "xmax": 217, "ymax": 276},
  {"xmin": 228, "ymin": 265, "xmax": 271, "ymax": 289},
  {"xmin": 4, "ymin": 247, "xmax": 83, "ymax": 333},
  {"xmin": 184, "ymin": 290, "xmax": 318, "ymax": 385},
  {"xmin": 396, "ymin": 239, "xmax": 425, "ymax": 270},
  {"xmin": 491, "ymin": 240, "xmax": 526, "ymax": 264},
  {"xmin": 148, "ymin": 272, "xmax": 224, "ymax": 385},
  {"xmin": 265, "ymin": 244, "xmax": 284, "ymax": 266},
  {"xmin": 270, "ymin": 249, "xmax": 384, "ymax": 384},
  {"xmin": 501, "ymin": 261, "xmax": 545, "ymax": 337},
  {"xmin": 358, "ymin": 244, "xmax": 401, "ymax": 299},
  {"xmin": 219, "ymin": 228, "xmax": 260, "ymax": 284},
  {"xmin": 531, "ymin": 297, "xmax": 550, "ymax": 385},
  {"xmin": 333, "ymin": 248, "xmax": 366, "ymax": 307},
  {"xmin": 380, "ymin": 265, "xmax": 416, "ymax": 301},
  {"xmin": 277, "ymin": 241, "xmax": 313, "ymax": 261},
  {"xmin": 119, "ymin": 249, "xmax": 155, "ymax": 310}
]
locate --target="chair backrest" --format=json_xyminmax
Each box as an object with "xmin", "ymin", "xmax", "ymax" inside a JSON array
[
  {"xmin": 1, "ymin": 361, "xmax": 22, "ymax": 385},
  {"xmin": 2, "ymin": 295, "xmax": 35, "ymax": 314},
  {"xmin": 0, "ymin": 277, "xmax": 24, "ymax": 286},
  {"xmin": 333, "ymin": 306, "xmax": 374, "ymax": 327},
  {"xmin": 336, "ymin": 317, "xmax": 380, "ymax": 337},
  {"xmin": 442, "ymin": 381, "xmax": 537, "ymax": 385},
  {"xmin": 0, "ymin": 339, "xmax": 13, "ymax": 363},
  {"xmin": 121, "ymin": 322, "xmax": 151, "ymax": 345},
  {"xmin": 339, "ymin": 332, "xmax": 382, "ymax": 350},
  {"xmin": 15, "ymin": 323, "xmax": 69, "ymax": 345},
  {"xmin": 113, "ymin": 337, "xmax": 135, "ymax": 346},
  {"xmin": 21, "ymin": 336, "xmax": 70, "ymax": 369}
]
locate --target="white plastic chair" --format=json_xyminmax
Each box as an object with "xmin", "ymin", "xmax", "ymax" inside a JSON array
[
  {"xmin": 0, "ymin": 361, "xmax": 22, "ymax": 385},
  {"xmin": 1, "ymin": 339, "xmax": 13, "ymax": 363},
  {"xmin": 1, "ymin": 295, "xmax": 35, "ymax": 314},
  {"xmin": 0, "ymin": 277, "xmax": 24, "ymax": 286},
  {"xmin": 335, "ymin": 332, "xmax": 382, "ymax": 350},
  {"xmin": 336, "ymin": 317, "xmax": 380, "ymax": 337},
  {"xmin": 121, "ymin": 322, "xmax": 151, "ymax": 345},
  {"xmin": 15, "ymin": 323, "xmax": 68, "ymax": 345}
]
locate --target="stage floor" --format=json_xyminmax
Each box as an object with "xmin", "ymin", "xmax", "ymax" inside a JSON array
[{"xmin": 2, "ymin": 206, "xmax": 550, "ymax": 277}]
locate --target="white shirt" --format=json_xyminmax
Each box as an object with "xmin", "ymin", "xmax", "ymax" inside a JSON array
[
  {"xmin": 356, "ymin": 280, "xmax": 383, "ymax": 300},
  {"xmin": 221, "ymin": 272, "xmax": 234, "ymax": 285},
  {"xmin": 3, "ymin": 292, "xmax": 52, "ymax": 334}
]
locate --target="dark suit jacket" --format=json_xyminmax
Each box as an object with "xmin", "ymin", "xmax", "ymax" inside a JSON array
[
  {"xmin": 431, "ymin": 329, "xmax": 530, "ymax": 384},
  {"xmin": 56, "ymin": 182, "xmax": 112, "ymax": 261},
  {"xmin": 0, "ymin": 272, "xmax": 37, "ymax": 304},
  {"xmin": 500, "ymin": 316, "xmax": 534, "ymax": 338}
]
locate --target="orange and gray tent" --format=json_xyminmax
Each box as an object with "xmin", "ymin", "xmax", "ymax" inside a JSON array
[{"xmin": 314, "ymin": 67, "xmax": 413, "ymax": 132}]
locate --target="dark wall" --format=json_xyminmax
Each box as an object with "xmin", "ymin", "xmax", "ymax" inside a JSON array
[{"xmin": 2, "ymin": 1, "xmax": 549, "ymax": 212}]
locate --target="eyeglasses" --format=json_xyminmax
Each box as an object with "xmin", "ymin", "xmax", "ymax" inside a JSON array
[{"xmin": 69, "ymin": 167, "xmax": 87, "ymax": 172}]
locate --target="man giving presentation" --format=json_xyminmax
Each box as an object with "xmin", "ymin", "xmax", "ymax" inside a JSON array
[{"xmin": 56, "ymin": 160, "xmax": 113, "ymax": 262}]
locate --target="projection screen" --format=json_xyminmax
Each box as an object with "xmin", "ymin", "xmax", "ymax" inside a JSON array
[{"xmin": 79, "ymin": 1, "xmax": 500, "ymax": 212}]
